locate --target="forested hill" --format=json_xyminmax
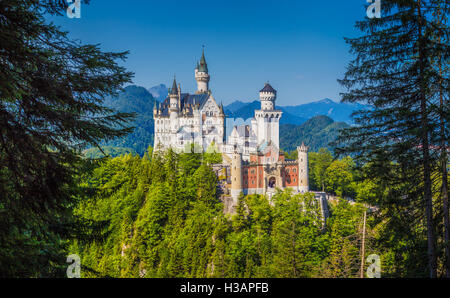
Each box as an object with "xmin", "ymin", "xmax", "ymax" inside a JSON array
[
  {"xmin": 280, "ymin": 116, "xmax": 349, "ymax": 153},
  {"xmin": 71, "ymin": 150, "xmax": 374, "ymax": 278},
  {"xmin": 225, "ymin": 100, "xmax": 307, "ymax": 125},
  {"xmin": 101, "ymin": 85, "xmax": 156, "ymax": 156}
]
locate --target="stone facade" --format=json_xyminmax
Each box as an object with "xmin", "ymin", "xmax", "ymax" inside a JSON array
[
  {"xmin": 153, "ymin": 51, "xmax": 310, "ymax": 201},
  {"xmin": 222, "ymin": 142, "xmax": 310, "ymax": 201},
  {"xmin": 153, "ymin": 51, "xmax": 225, "ymax": 153}
]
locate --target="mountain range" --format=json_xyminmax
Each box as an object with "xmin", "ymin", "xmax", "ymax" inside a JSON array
[
  {"xmin": 147, "ymin": 84, "xmax": 168, "ymax": 102},
  {"xmin": 224, "ymin": 98, "xmax": 370, "ymax": 125},
  {"xmin": 101, "ymin": 85, "xmax": 156, "ymax": 156},
  {"xmin": 88, "ymin": 84, "xmax": 361, "ymax": 157},
  {"xmin": 147, "ymin": 84, "xmax": 370, "ymax": 124},
  {"xmin": 224, "ymin": 100, "xmax": 307, "ymax": 125}
]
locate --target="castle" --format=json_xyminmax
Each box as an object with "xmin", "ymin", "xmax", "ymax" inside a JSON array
[{"xmin": 153, "ymin": 51, "xmax": 309, "ymax": 201}]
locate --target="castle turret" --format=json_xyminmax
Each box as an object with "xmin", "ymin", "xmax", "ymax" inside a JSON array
[
  {"xmin": 195, "ymin": 49, "xmax": 210, "ymax": 94},
  {"xmin": 230, "ymin": 149, "xmax": 243, "ymax": 200},
  {"xmin": 297, "ymin": 142, "xmax": 309, "ymax": 193},
  {"xmin": 259, "ymin": 82, "xmax": 276, "ymax": 111},
  {"xmin": 169, "ymin": 76, "xmax": 179, "ymax": 111},
  {"xmin": 255, "ymin": 83, "xmax": 282, "ymax": 149},
  {"xmin": 219, "ymin": 103, "xmax": 226, "ymax": 143},
  {"xmin": 169, "ymin": 76, "xmax": 179, "ymax": 134},
  {"xmin": 153, "ymin": 100, "xmax": 158, "ymax": 116}
]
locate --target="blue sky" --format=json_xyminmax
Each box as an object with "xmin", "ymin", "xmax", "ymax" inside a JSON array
[{"xmin": 50, "ymin": 0, "xmax": 368, "ymax": 106}]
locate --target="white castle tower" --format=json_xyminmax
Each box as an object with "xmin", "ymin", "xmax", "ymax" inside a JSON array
[
  {"xmin": 297, "ymin": 142, "xmax": 309, "ymax": 193},
  {"xmin": 169, "ymin": 77, "xmax": 179, "ymax": 136},
  {"xmin": 195, "ymin": 49, "xmax": 210, "ymax": 94},
  {"xmin": 230, "ymin": 148, "xmax": 243, "ymax": 201},
  {"xmin": 254, "ymin": 83, "xmax": 283, "ymax": 150}
]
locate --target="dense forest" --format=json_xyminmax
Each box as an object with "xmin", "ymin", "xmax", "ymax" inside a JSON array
[
  {"xmin": 69, "ymin": 146, "xmax": 441, "ymax": 278},
  {"xmin": 70, "ymin": 148, "xmax": 384, "ymax": 278}
]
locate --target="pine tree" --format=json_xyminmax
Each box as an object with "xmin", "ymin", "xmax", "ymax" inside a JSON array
[
  {"xmin": 0, "ymin": 1, "xmax": 133, "ymax": 276},
  {"xmin": 337, "ymin": 0, "xmax": 449, "ymax": 277},
  {"xmin": 232, "ymin": 193, "xmax": 247, "ymax": 232},
  {"xmin": 429, "ymin": 0, "xmax": 449, "ymax": 276}
]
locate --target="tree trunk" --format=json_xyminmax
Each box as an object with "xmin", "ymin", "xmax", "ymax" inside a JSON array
[
  {"xmin": 421, "ymin": 89, "xmax": 437, "ymax": 279},
  {"xmin": 360, "ymin": 210, "xmax": 367, "ymax": 278},
  {"xmin": 439, "ymin": 48, "xmax": 449, "ymax": 278},
  {"xmin": 434, "ymin": 2, "xmax": 449, "ymax": 277},
  {"xmin": 292, "ymin": 222, "xmax": 297, "ymax": 277},
  {"xmin": 417, "ymin": 0, "xmax": 437, "ymax": 278},
  {"xmin": 442, "ymin": 120, "xmax": 449, "ymax": 278}
]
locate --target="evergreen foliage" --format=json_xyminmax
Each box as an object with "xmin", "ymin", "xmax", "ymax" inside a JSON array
[
  {"xmin": 336, "ymin": 0, "xmax": 449, "ymax": 277},
  {"xmin": 0, "ymin": 0, "xmax": 133, "ymax": 277},
  {"xmin": 71, "ymin": 149, "xmax": 377, "ymax": 278}
]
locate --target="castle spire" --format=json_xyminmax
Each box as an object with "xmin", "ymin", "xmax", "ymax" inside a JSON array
[
  {"xmin": 170, "ymin": 75, "xmax": 178, "ymax": 96},
  {"xmin": 195, "ymin": 48, "xmax": 210, "ymax": 93},
  {"xmin": 169, "ymin": 75, "xmax": 179, "ymax": 113},
  {"xmin": 198, "ymin": 47, "xmax": 208, "ymax": 73}
]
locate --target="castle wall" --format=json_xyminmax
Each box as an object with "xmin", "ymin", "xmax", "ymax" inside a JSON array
[
  {"xmin": 243, "ymin": 165, "xmax": 264, "ymax": 189},
  {"xmin": 283, "ymin": 164, "xmax": 299, "ymax": 187}
]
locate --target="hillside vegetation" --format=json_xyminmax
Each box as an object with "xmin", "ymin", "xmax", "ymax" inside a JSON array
[
  {"xmin": 101, "ymin": 85, "xmax": 156, "ymax": 156},
  {"xmin": 71, "ymin": 148, "xmax": 383, "ymax": 278},
  {"xmin": 280, "ymin": 116, "xmax": 349, "ymax": 153}
]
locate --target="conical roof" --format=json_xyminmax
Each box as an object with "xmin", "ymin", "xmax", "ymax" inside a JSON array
[
  {"xmin": 170, "ymin": 76, "xmax": 178, "ymax": 95},
  {"xmin": 198, "ymin": 50, "xmax": 208, "ymax": 73},
  {"xmin": 260, "ymin": 82, "xmax": 276, "ymax": 93}
]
